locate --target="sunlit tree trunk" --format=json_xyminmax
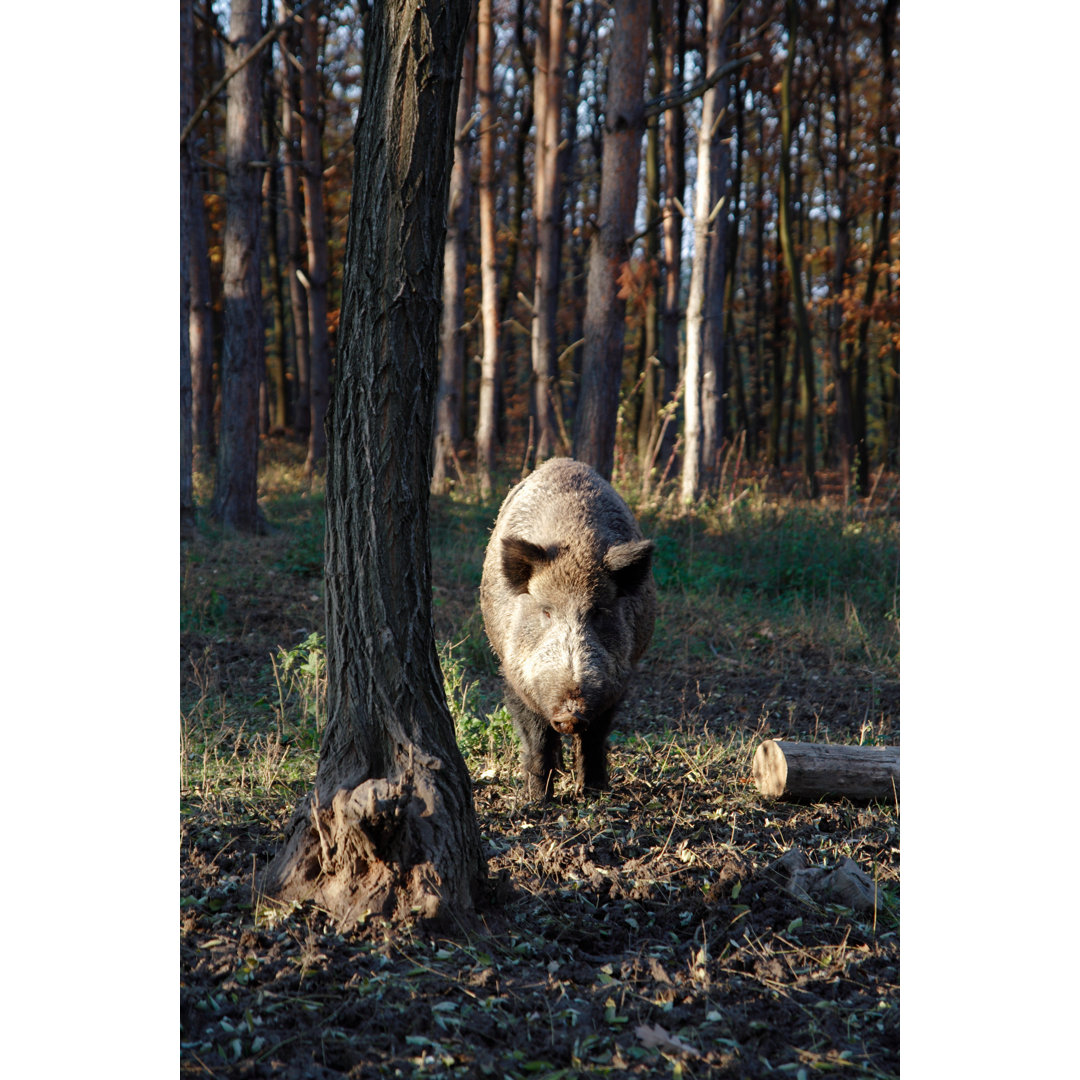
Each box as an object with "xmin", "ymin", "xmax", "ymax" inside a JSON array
[
  {"xmin": 530, "ymin": 0, "xmax": 566, "ymax": 465},
  {"xmin": 432, "ymin": 15, "xmax": 476, "ymax": 496},
  {"xmin": 574, "ymin": 0, "xmax": 650, "ymax": 481},
  {"xmin": 279, "ymin": 11, "xmax": 310, "ymax": 439},
  {"xmin": 211, "ymin": 0, "xmax": 267, "ymax": 533},
  {"xmin": 681, "ymin": 0, "xmax": 727, "ymax": 505},
  {"xmin": 301, "ymin": 0, "xmax": 331, "ymax": 476},
  {"xmin": 475, "ymin": 0, "xmax": 499, "ymax": 497},
  {"xmin": 777, "ymin": 0, "xmax": 818, "ymax": 499},
  {"xmin": 181, "ymin": 0, "xmax": 196, "ymax": 539},
  {"xmin": 262, "ymin": 0, "xmax": 485, "ymax": 929},
  {"xmin": 698, "ymin": 7, "xmax": 731, "ymax": 492}
]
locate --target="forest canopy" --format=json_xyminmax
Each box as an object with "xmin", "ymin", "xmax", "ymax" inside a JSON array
[{"xmin": 180, "ymin": 0, "xmax": 899, "ymax": 528}]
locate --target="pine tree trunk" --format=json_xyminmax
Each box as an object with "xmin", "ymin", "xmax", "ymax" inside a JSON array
[
  {"xmin": 474, "ymin": 0, "xmax": 499, "ymax": 497},
  {"xmin": 181, "ymin": 0, "xmax": 196, "ymax": 540},
  {"xmin": 431, "ymin": 16, "xmax": 476, "ymax": 496},
  {"xmin": 574, "ymin": 0, "xmax": 650, "ymax": 482},
  {"xmin": 261, "ymin": 0, "xmax": 484, "ymax": 930},
  {"xmin": 212, "ymin": 0, "xmax": 267, "ymax": 533},
  {"xmin": 280, "ymin": 11, "xmax": 311, "ymax": 439},
  {"xmin": 530, "ymin": 0, "xmax": 566, "ymax": 465},
  {"xmin": 301, "ymin": 0, "xmax": 331, "ymax": 476}
]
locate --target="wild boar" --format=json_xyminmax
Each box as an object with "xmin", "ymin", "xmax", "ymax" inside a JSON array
[{"xmin": 480, "ymin": 458, "xmax": 656, "ymax": 799}]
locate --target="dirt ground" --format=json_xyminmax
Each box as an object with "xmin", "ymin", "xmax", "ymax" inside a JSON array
[{"xmin": 181, "ymin": 476, "xmax": 899, "ymax": 1079}]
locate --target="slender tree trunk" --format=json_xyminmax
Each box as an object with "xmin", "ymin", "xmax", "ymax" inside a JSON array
[
  {"xmin": 853, "ymin": 0, "xmax": 899, "ymax": 486},
  {"xmin": 530, "ymin": 0, "xmax": 567, "ymax": 465},
  {"xmin": 181, "ymin": 0, "xmax": 196, "ymax": 539},
  {"xmin": 777, "ymin": 0, "xmax": 818, "ymax": 499},
  {"xmin": 699, "ymin": 10, "xmax": 731, "ymax": 492},
  {"xmin": 280, "ymin": 11, "xmax": 311, "ymax": 439},
  {"xmin": 432, "ymin": 15, "xmax": 477, "ymax": 495},
  {"xmin": 189, "ymin": 168, "xmax": 217, "ymax": 464},
  {"xmin": 263, "ymin": 53, "xmax": 289, "ymax": 433},
  {"xmin": 212, "ymin": 0, "xmax": 267, "ymax": 533},
  {"xmin": 636, "ymin": 0, "xmax": 663, "ymax": 466},
  {"xmin": 827, "ymin": 0, "xmax": 855, "ymax": 493},
  {"xmin": 656, "ymin": 0, "xmax": 687, "ymax": 481},
  {"xmin": 475, "ymin": 0, "xmax": 499, "ymax": 497},
  {"xmin": 681, "ymin": 0, "xmax": 727, "ymax": 505},
  {"xmin": 300, "ymin": 0, "xmax": 331, "ymax": 476},
  {"xmin": 722, "ymin": 49, "xmax": 749, "ymax": 452},
  {"xmin": 767, "ymin": 253, "xmax": 786, "ymax": 471},
  {"xmin": 262, "ymin": 0, "xmax": 484, "ymax": 930},
  {"xmin": 574, "ymin": 0, "xmax": 650, "ymax": 481}
]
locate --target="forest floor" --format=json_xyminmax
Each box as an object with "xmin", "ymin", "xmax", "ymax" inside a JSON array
[{"xmin": 181, "ymin": 439, "xmax": 900, "ymax": 1079}]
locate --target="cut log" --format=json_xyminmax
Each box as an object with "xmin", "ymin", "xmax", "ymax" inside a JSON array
[{"xmin": 752, "ymin": 739, "xmax": 899, "ymax": 803}]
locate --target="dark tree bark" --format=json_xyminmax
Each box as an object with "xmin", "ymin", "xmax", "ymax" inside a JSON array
[
  {"xmin": 211, "ymin": 0, "xmax": 267, "ymax": 533},
  {"xmin": 261, "ymin": 0, "xmax": 485, "ymax": 929},
  {"xmin": 181, "ymin": 0, "xmax": 196, "ymax": 540},
  {"xmin": 300, "ymin": 0, "xmax": 332, "ymax": 476},
  {"xmin": 279, "ymin": 11, "xmax": 311, "ymax": 439},
  {"xmin": 574, "ymin": 0, "xmax": 650, "ymax": 481},
  {"xmin": 431, "ymin": 14, "xmax": 476, "ymax": 496},
  {"xmin": 777, "ymin": 0, "xmax": 818, "ymax": 499}
]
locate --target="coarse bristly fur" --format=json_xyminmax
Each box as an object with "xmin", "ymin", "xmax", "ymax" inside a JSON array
[{"xmin": 480, "ymin": 458, "xmax": 657, "ymax": 799}]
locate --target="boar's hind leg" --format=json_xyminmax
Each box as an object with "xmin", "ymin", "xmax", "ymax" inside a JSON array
[
  {"xmin": 573, "ymin": 710, "xmax": 614, "ymax": 795},
  {"xmin": 505, "ymin": 688, "xmax": 561, "ymax": 800}
]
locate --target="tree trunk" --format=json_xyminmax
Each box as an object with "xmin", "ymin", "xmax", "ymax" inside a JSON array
[
  {"xmin": 530, "ymin": 0, "xmax": 567, "ymax": 465},
  {"xmin": 474, "ymin": 0, "xmax": 499, "ymax": 498},
  {"xmin": 431, "ymin": 14, "xmax": 477, "ymax": 496},
  {"xmin": 852, "ymin": 0, "xmax": 899, "ymax": 486},
  {"xmin": 656, "ymin": 0, "xmax": 687, "ymax": 483},
  {"xmin": 826, "ymin": 0, "xmax": 855, "ymax": 492},
  {"xmin": 300, "ymin": 0, "xmax": 331, "ymax": 477},
  {"xmin": 635, "ymin": 0, "xmax": 663, "ymax": 467},
  {"xmin": 699, "ymin": 8, "xmax": 731, "ymax": 492},
  {"xmin": 574, "ymin": 0, "xmax": 650, "ymax": 482},
  {"xmin": 777, "ymin": 1, "xmax": 818, "ymax": 499},
  {"xmin": 263, "ymin": 51, "xmax": 290, "ymax": 433},
  {"xmin": 680, "ymin": 0, "xmax": 727, "ymax": 505},
  {"xmin": 181, "ymin": 0, "xmax": 196, "ymax": 540},
  {"xmin": 280, "ymin": 10, "xmax": 311, "ymax": 439},
  {"xmin": 261, "ymin": 0, "xmax": 484, "ymax": 929},
  {"xmin": 211, "ymin": 0, "xmax": 267, "ymax": 534}
]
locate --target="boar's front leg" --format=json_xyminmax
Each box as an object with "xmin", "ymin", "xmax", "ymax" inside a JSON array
[
  {"xmin": 572, "ymin": 709, "xmax": 614, "ymax": 795},
  {"xmin": 505, "ymin": 686, "xmax": 561, "ymax": 800}
]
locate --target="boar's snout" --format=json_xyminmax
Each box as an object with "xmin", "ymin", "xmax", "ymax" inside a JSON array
[{"xmin": 550, "ymin": 693, "xmax": 589, "ymax": 735}]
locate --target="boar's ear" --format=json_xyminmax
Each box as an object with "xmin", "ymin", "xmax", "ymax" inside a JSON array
[
  {"xmin": 604, "ymin": 539, "xmax": 654, "ymax": 596},
  {"xmin": 501, "ymin": 536, "xmax": 554, "ymax": 592}
]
